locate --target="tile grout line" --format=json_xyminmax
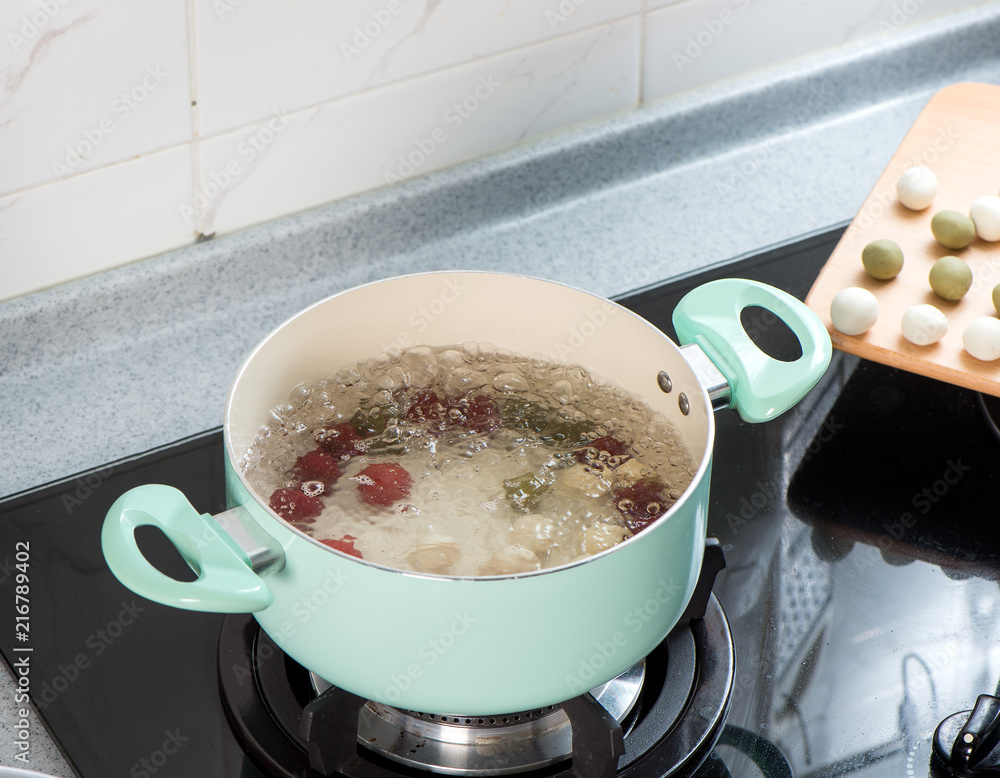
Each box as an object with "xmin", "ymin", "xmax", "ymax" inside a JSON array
[
  {"xmin": 0, "ymin": 144, "xmax": 194, "ymax": 202},
  {"xmin": 638, "ymin": 1, "xmax": 648, "ymax": 106},
  {"xmin": 186, "ymin": 0, "xmax": 205, "ymax": 238}
]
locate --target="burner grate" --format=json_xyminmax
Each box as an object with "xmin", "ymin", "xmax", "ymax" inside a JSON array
[{"xmin": 217, "ymin": 595, "xmax": 735, "ymax": 778}]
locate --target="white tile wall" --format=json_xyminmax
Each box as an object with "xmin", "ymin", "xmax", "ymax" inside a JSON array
[
  {"xmin": 196, "ymin": 18, "xmax": 640, "ymax": 236},
  {"xmin": 193, "ymin": 0, "xmax": 641, "ymax": 137},
  {"xmin": 0, "ymin": 0, "xmax": 990, "ymax": 301},
  {"xmin": 0, "ymin": 145, "xmax": 193, "ymax": 302},
  {"xmin": 0, "ymin": 0, "xmax": 191, "ymax": 196},
  {"xmin": 643, "ymin": 0, "xmax": 991, "ymax": 102}
]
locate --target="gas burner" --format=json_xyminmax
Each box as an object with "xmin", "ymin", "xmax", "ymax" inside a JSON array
[
  {"xmin": 307, "ymin": 662, "xmax": 645, "ymax": 775},
  {"xmin": 217, "ymin": 594, "xmax": 734, "ymax": 778}
]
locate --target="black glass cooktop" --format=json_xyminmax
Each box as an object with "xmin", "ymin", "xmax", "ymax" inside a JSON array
[{"xmin": 4, "ymin": 224, "xmax": 1000, "ymax": 778}]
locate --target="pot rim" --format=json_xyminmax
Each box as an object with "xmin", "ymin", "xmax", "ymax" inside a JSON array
[{"xmin": 223, "ymin": 270, "xmax": 716, "ymax": 582}]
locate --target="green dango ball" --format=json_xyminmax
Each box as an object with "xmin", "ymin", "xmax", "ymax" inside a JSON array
[
  {"xmin": 992, "ymin": 283, "xmax": 1000, "ymax": 316},
  {"xmin": 931, "ymin": 210, "xmax": 976, "ymax": 250},
  {"xmin": 929, "ymin": 256, "xmax": 972, "ymax": 300},
  {"xmin": 861, "ymin": 239, "xmax": 904, "ymax": 280}
]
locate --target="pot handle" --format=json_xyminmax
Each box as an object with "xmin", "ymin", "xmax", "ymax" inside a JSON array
[
  {"xmin": 672, "ymin": 279, "xmax": 832, "ymax": 423},
  {"xmin": 102, "ymin": 484, "xmax": 277, "ymax": 613}
]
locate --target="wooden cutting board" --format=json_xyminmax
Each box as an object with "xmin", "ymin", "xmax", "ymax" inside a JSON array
[{"xmin": 805, "ymin": 82, "xmax": 1000, "ymax": 396}]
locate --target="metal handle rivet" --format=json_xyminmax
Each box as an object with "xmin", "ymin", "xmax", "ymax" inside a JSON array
[
  {"xmin": 657, "ymin": 371, "xmax": 672, "ymax": 393},
  {"xmin": 678, "ymin": 393, "xmax": 690, "ymax": 416}
]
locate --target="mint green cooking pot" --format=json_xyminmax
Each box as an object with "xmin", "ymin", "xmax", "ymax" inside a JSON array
[{"xmin": 102, "ymin": 272, "xmax": 830, "ymax": 715}]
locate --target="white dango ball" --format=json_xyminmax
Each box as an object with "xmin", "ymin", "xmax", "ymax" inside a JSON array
[
  {"xmin": 900, "ymin": 304, "xmax": 947, "ymax": 346},
  {"xmin": 963, "ymin": 317, "xmax": 1000, "ymax": 361},
  {"xmin": 895, "ymin": 165, "xmax": 938, "ymax": 210},
  {"xmin": 970, "ymin": 195, "xmax": 1000, "ymax": 241},
  {"xmin": 830, "ymin": 287, "xmax": 879, "ymax": 336}
]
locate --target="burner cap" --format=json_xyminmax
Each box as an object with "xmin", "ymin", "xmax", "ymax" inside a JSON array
[{"xmin": 307, "ymin": 664, "xmax": 644, "ymax": 775}]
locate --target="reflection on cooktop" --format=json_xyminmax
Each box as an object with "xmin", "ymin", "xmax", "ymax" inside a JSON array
[{"xmin": 787, "ymin": 360, "xmax": 1000, "ymax": 577}]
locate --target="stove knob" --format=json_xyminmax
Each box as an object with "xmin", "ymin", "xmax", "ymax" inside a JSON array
[{"xmin": 933, "ymin": 695, "xmax": 1000, "ymax": 776}]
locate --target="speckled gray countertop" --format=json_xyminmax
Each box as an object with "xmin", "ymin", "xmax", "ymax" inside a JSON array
[{"xmin": 3, "ymin": 4, "xmax": 1000, "ymax": 774}]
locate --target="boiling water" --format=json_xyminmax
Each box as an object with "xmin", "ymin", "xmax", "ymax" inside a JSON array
[{"xmin": 241, "ymin": 343, "xmax": 695, "ymax": 576}]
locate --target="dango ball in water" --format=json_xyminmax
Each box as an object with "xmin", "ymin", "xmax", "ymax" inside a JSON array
[
  {"xmin": 900, "ymin": 304, "xmax": 947, "ymax": 346},
  {"xmin": 928, "ymin": 256, "xmax": 972, "ymax": 300},
  {"xmin": 582, "ymin": 525, "xmax": 632, "ymax": 555},
  {"xmin": 970, "ymin": 195, "xmax": 1000, "ymax": 241},
  {"xmin": 861, "ymin": 239, "xmax": 904, "ymax": 280},
  {"xmin": 931, "ymin": 210, "xmax": 976, "ymax": 249},
  {"xmin": 895, "ymin": 165, "xmax": 937, "ymax": 210},
  {"xmin": 830, "ymin": 287, "xmax": 878, "ymax": 336},
  {"xmin": 408, "ymin": 535, "xmax": 460, "ymax": 573},
  {"xmin": 484, "ymin": 545, "xmax": 541, "ymax": 575},
  {"xmin": 963, "ymin": 317, "xmax": 1000, "ymax": 361}
]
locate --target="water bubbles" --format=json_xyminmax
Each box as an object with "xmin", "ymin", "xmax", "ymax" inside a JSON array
[
  {"xmin": 265, "ymin": 410, "xmax": 290, "ymax": 436},
  {"xmin": 492, "ymin": 372, "xmax": 529, "ymax": 393},
  {"xmin": 462, "ymin": 341, "xmax": 479, "ymax": 362},
  {"xmin": 438, "ymin": 349, "xmax": 465, "ymax": 369},
  {"xmin": 552, "ymin": 380, "xmax": 573, "ymax": 405},
  {"xmin": 335, "ymin": 366, "xmax": 361, "ymax": 385},
  {"xmin": 401, "ymin": 347, "xmax": 438, "ymax": 386},
  {"xmin": 386, "ymin": 366, "xmax": 407, "ymax": 387},
  {"xmin": 445, "ymin": 368, "xmax": 487, "ymax": 395},
  {"xmin": 528, "ymin": 366, "xmax": 549, "ymax": 383},
  {"xmin": 288, "ymin": 383, "xmax": 312, "ymax": 404},
  {"xmin": 301, "ymin": 480, "xmax": 325, "ymax": 498}
]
